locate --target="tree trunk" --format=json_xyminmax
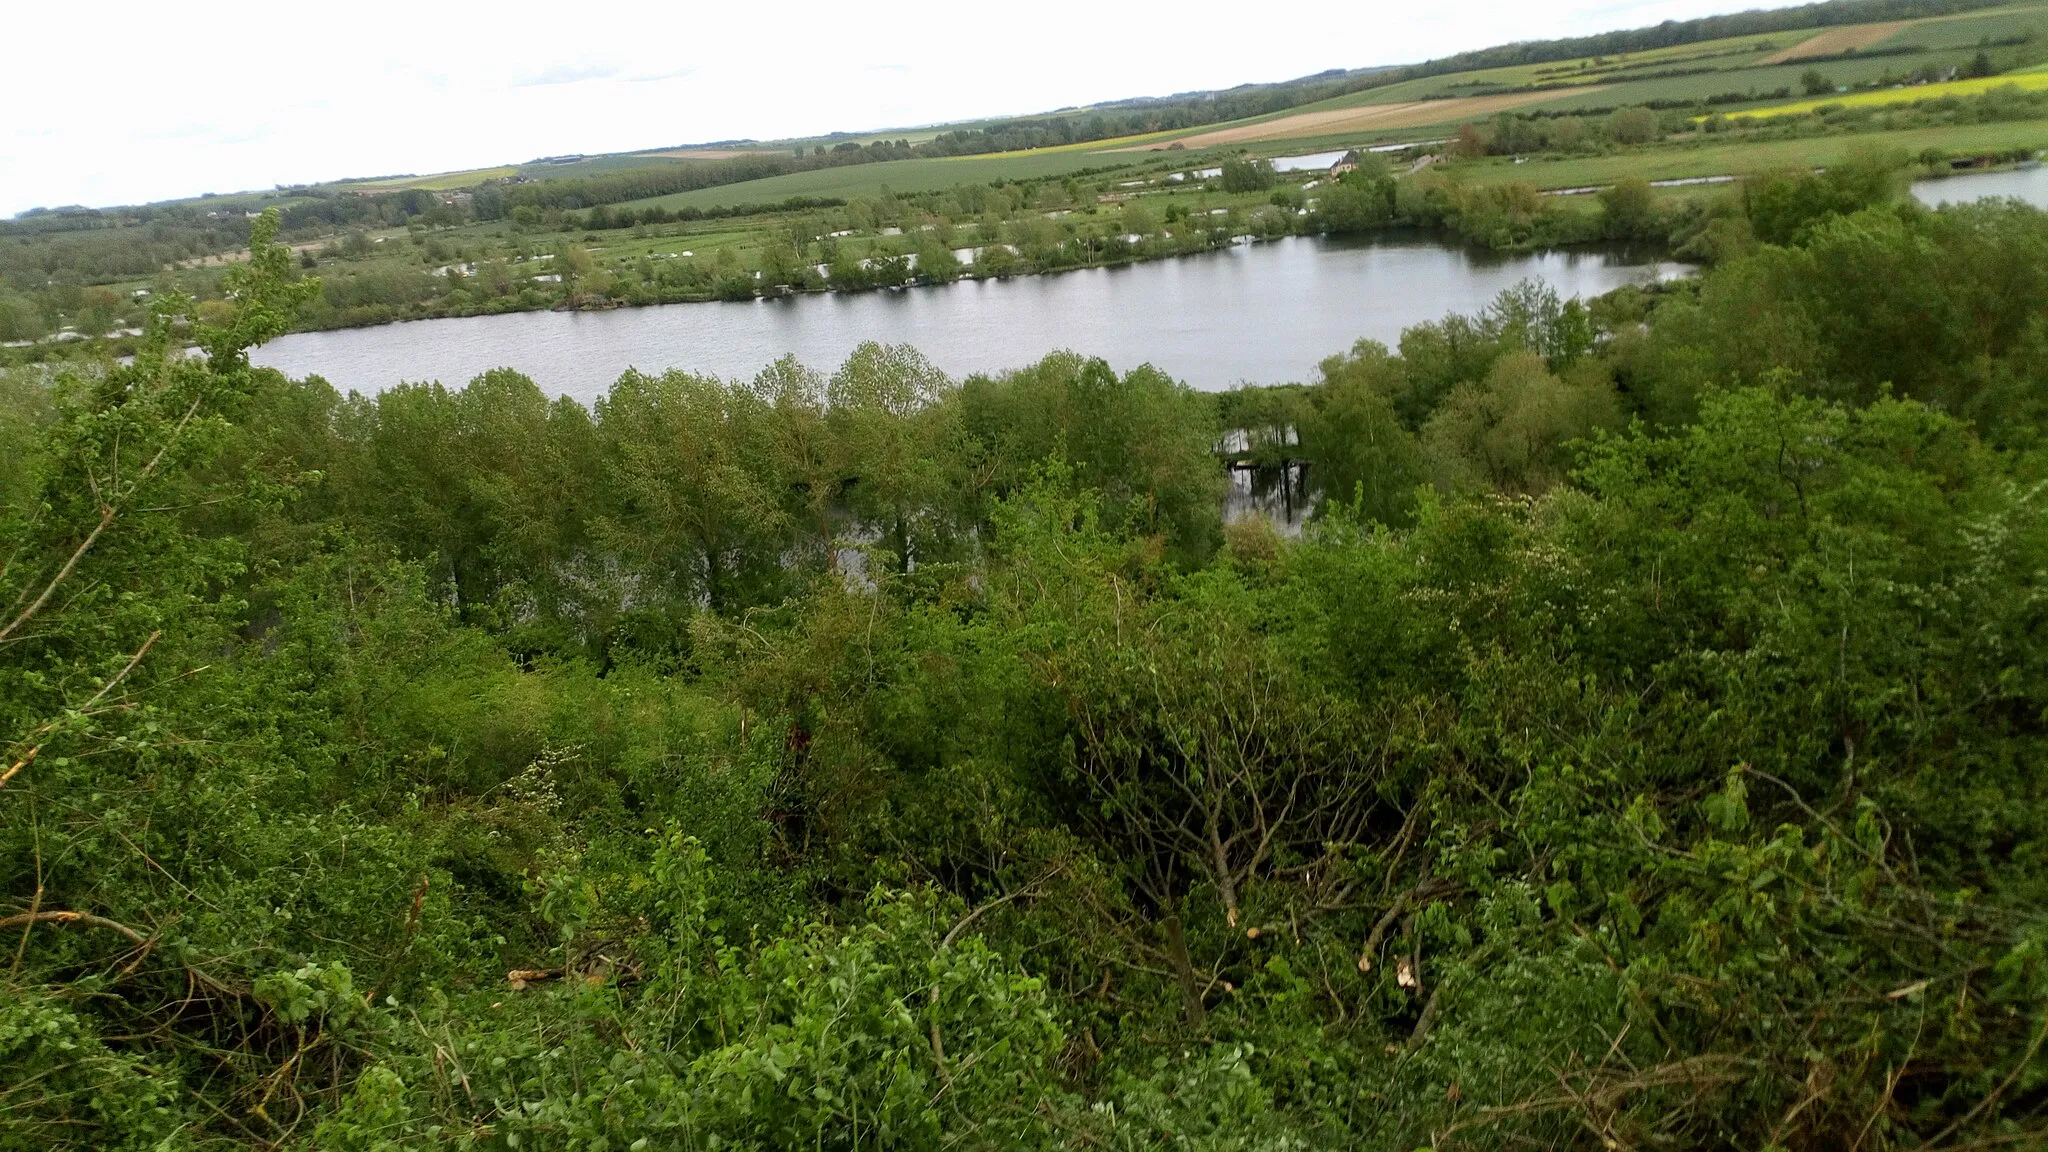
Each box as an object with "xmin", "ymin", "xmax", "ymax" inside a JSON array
[{"xmin": 1163, "ymin": 909, "xmax": 1206, "ymax": 1029}]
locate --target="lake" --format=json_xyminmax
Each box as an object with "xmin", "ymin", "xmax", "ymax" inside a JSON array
[
  {"xmin": 253, "ymin": 235, "xmax": 1691, "ymax": 399},
  {"xmin": 1910, "ymin": 164, "xmax": 2048, "ymax": 209}
]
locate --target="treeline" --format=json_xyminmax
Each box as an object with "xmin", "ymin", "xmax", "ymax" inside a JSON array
[
  {"xmin": 1311, "ymin": 142, "xmax": 1886, "ymax": 253},
  {"xmin": 276, "ymin": 187, "xmax": 466, "ymax": 234},
  {"xmin": 918, "ymin": 76, "xmax": 1378, "ymax": 156},
  {"xmin": 263, "ymin": 344, "xmax": 1225, "ymax": 630},
  {"xmin": 0, "ymin": 209, "xmax": 252, "ymax": 285},
  {"xmin": 1239, "ymin": 183, "xmax": 2048, "ymax": 514},
  {"xmin": 542, "ymin": 193, "xmax": 845, "ymax": 230},
  {"xmin": 6, "ymin": 191, "xmax": 2048, "ymax": 1148},
  {"xmin": 484, "ymin": 139, "xmax": 1058, "ymax": 215},
  {"xmin": 0, "ymin": 188, "xmax": 446, "ymax": 288},
  {"xmin": 487, "ymin": 153, "xmax": 815, "ymax": 213},
  {"xmin": 0, "ymin": 188, "xmax": 464, "ymax": 346},
  {"xmin": 0, "ymin": 199, "xmax": 265, "ymax": 240}
]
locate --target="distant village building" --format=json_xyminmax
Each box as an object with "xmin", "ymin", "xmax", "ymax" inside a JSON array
[{"xmin": 1327, "ymin": 150, "xmax": 1362, "ymax": 178}]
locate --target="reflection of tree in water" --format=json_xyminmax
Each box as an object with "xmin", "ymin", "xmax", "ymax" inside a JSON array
[{"xmin": 1224, "ymin": 461, "xmax": 1313, "ymax": 536}]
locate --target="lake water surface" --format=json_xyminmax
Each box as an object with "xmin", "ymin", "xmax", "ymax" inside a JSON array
[
  {"xmin": 1910, "ymin": 164, "xmax": 2048, "ymax": 209},
  {"xmin": 255, "ymin": 236, "xmax": 1688, "ymax": 399}
]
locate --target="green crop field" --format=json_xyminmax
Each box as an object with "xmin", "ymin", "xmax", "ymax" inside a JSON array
[
  {"xmin": 1876, "ymin": 4, "xmax": 2048, "ymax": 50},
  {"xmin": 513, "ymin": 155, "xmax": 698, "ymax": 181},
  {"xmin": 339, "ymin": 156, "xmax": 699, "ymax": 191},
  {"xmin": 1291, "ymin": 29, "xmax": 1811, "ymax": 110},
  {"xmin": 346, "ymin": 166, "xmax": 521, "ymax": 192},
  {"xmin": 1282, "ymin": 24, "xmax": 1876, "ymax": 114}
]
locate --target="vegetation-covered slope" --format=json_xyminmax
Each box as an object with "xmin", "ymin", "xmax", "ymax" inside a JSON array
[{"xmin": 5, "ymin": 172, "xmax": 2048, "ymax": 1148}]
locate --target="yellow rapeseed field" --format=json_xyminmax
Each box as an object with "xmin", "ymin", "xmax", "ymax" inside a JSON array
[{"xmin": 1725, "ymin": 72, "xmax": 2048, "ymax": 120}]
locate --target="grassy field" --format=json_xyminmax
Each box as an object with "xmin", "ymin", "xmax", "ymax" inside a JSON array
[
  {"xmin": 340, "ymin": 156, "xmax": 699, "ymax": 191},
  {"xmin": 346, "ymin": 166, "xmax": 520, "ymax": 191},
  {"xmin": 1012, "ymin": 129, "xmax": 1197, "ymax": 155},
  {"xmin": 1289, "ymin": 21, "xmax": 1900, "ymax": 112},
  {"xmin": 643, "ymin": 148, "xmax": 783, "ymax": 160},
  {"xmin": 1442, "ymin": 120, "xmax": 2048, "ymax": 189},
  {"xmin": 1236, "ymin": 129, "xmax": 1448, "ymax": 156},
  {"xmin": 1302, "ymin": 28, "xmax": 1817, "ymax": 109},
  {"xmin": 1876, "ymin": 4, "xmax": 2048, "ymax": 50}
]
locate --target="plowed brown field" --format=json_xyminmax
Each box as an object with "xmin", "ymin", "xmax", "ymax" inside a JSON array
[
  {"xmin": 1759, "ymin": 22, "xmax": 1909, "ymax": 65},
  {"xmin": 1119, "ymin": 89, "xmax": 1602, "ymax": 149}
]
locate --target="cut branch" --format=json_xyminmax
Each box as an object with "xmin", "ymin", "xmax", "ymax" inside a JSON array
[
  {"xmin": 0, "ymin": 392, "xmax": 204, "ymax": 646},
  {"xmin": 0, "ymin": 505, "xmax": 115, "ymax": 646},
  {"xmin": 0, "ymin": 909, "xmax": 149, "ymax": 946},
  {"xmin": 1, "ymin": 631, "xmax": 160, "ymax": 792},
  {"xmin": 942, "ymin": 873, "xmax": 1055, "ymax": 951},
  {"xmin": 1360, "ymin": 873, "xmax": 1454, "ymax": 972}
]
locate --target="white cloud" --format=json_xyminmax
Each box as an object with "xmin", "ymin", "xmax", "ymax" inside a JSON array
[{"xmin": 1, "ymin": 0, "xmax": 1811, "ymax": 214}]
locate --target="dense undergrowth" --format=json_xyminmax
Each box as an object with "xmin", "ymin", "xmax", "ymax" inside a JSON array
[{"xmin": 4, "ymin": 181, "xmax": 2048, "ymax": 1150}]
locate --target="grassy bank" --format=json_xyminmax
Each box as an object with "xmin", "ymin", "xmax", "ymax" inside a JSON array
[
  {"xmin": 1445, "ymin": 120, "xmax": 2048, "ymax": 188},
  {"xmin": 626, "ymin": 149, "xmax": 1152, "ymax": 212}
]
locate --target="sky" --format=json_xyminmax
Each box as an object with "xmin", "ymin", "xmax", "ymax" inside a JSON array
[{"xmin": 2, "ymin": 0, "xmax": 1810, "ymax": 216}]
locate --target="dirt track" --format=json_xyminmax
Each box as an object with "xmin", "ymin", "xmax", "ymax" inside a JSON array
[
  {"xmin": 1759, "ymin": 21, "xmax": 1909, "ymax": 65},
  {"xmin": 1120, "ymin": 89, "xmax": 1603, "ymax": 149}
]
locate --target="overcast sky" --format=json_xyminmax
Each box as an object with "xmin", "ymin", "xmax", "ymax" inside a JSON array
[{"xmin": 3, "ymin": 0, "xmax": 1807, "ymax": 216}]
